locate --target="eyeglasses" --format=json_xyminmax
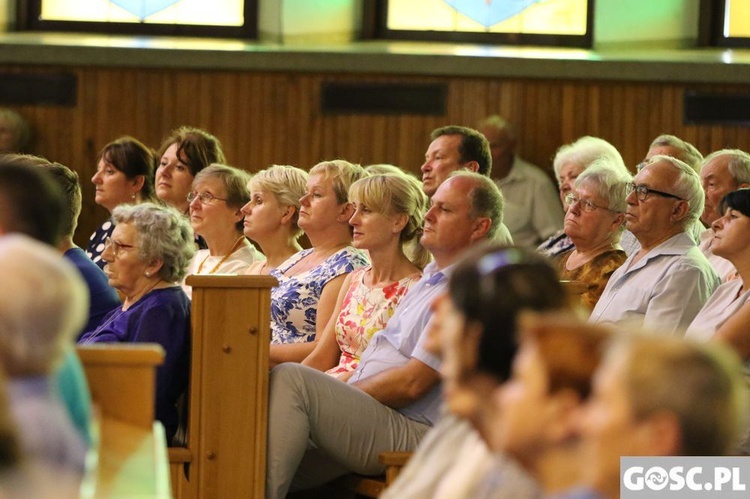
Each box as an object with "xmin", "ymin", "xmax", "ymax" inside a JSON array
[
  {"xmin": 625, "ymin": 183, "xmax": 683, "ymax": 202},
  {"xmin": 564, "ymin": 193, "xmax": 617, "ymax": 213},
  {"xmin": 104, "ymin": 237, "xmax": 135, "ymax": 257},
  {"xmin": 187, "ymin": 191, "xmax": 228, "ymax": 205}
]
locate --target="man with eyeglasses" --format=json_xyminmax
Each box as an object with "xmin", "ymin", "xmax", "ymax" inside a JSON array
[
  {"xmin": 589, "ymin": 155, "xmax": 719, "ymax": 335},
  {"xmin": 620, "ymin": 135, "xmax": 704, "ymax": 256}
]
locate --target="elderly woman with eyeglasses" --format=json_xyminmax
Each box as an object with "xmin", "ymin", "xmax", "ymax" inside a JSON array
[
  {"xmin": 181, "ymin": 164, "xmax": 264, "ymax": 299},
  {"xmin": 538, "ymin": 136, "xmax": 625, "ymax": 258},
  {"xmin": 78, "ymin": 203, "xmax": 195, "ymax": 443},
  {"xmin": 555, "ymin": 158, "xmax": 632, "ymax": 310}
]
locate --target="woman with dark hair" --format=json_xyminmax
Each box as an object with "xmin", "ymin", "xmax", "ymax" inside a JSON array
[
  {"xmin": 383, "ymin": 245, "xmax": 569, "ymax": 498},
  {"xmin": 155, "ymin": 126, "xmax": 226, "ymax": 214},
  {"xmin": 86, "ymin": 136, "xmax": 156, "ymax": 269},
  {"xmin": 687, "ymin": 188, "xmax": 750, "ymax": 372}
]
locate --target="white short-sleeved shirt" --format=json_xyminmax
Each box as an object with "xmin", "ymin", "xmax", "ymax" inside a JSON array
[
  {"xmin": 495, "ymin": 157, "xmax": 563, "ymax": 248},
  {"xmin": 589, "ymin": 232, "xmax": 720, "ymax": 335},
  {"xmin": 181, "ymin": 241, "xmax": 265, "ymax": 299}
]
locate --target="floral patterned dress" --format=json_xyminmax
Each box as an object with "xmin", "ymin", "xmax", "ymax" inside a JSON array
[
  {"xmin": 326, "ymin": 267, "xmax": 421, "ymax": 377},
  {"xmin": 555, "ymin": 248, "xmax": 627, "ymax": 311},
  {"xmin": 270, "ymin": 247, "xmax": 368, "ymax": 345}
]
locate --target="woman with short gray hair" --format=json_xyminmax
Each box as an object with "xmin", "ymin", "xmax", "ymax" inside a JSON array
[
  {"xmin": 555, "ymin": 159, "xmax": 631, "ymax": 310},
  {"xmin": 539, "ymin": 136, "xmax": 627, "ymax": 257},
  {"xmin": 182, "ymin": 164, "xmax": 264, "ymax": 298},
  {"xmin": 79, "ymin": 202, "xmax": 194, "ymax": 443}
]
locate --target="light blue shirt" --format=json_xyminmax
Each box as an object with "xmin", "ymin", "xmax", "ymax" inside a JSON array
[
  {"xmin": 590, "ymin": 232, "xmax": 720, "ymax": 335},
  {"xmin": 350, "ymin": 261, "xmax": 448, "ymax": 426}
]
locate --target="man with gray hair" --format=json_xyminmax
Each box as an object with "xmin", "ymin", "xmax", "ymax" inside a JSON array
[
  {"xmin": 639, "ymin": 134, "xmax": 703, "ymax": 173},
  {"xmin": 698, "ymin": 149, "xmax": 750, "ymax": 280},
  {"xmin": 621, "ymin": 134, "xmax": 705, "ymax": 255},
  {"xmin": 590, "ymin": 156, "xmax": 719, "ymax": 334},
  {"xmin": 266, "ymin": 172, "xmax": 504, "ymax": 498},
  {"xmin": 478, "ymin": 115, "xmax": 562, "ymax": 248}
]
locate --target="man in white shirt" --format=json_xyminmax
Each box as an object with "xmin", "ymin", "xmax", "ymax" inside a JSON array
[
  {"xmin": 590, "ymin": 155, "xmax": 719, "ymax": 334},
  {"xmin": 478, "ymin": 115, "xmax": 562, "ymax": 248},
  {"xmin": 621, "ymin": 134, "xmax": 704, "ymax": 255},
  {"xmin": 698, "ymin": 149, "xmax": 750, "ymax": 281}
]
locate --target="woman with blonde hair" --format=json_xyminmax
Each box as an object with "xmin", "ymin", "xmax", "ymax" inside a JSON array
[
  {"xmin": 241, "ymin": 165, "xmax": 308, "ymax": 274},
  {"xmin": 269, "ymin": 160, "xmax": 369, "ymax": 365},
  {"xmin": 302, "ymin": 173, "xmax": 429, "ymax": 378}
]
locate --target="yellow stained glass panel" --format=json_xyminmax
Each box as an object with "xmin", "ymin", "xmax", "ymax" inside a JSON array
[
  {"xmin": 40, "ymin": 0, "xmax": 244, "ymax": 26},
  {"xmin": 386, "ymin": 0, "xmax": 588, "ymax": 35},
  {"xmin": 726, "ymin": 0, "xmax": 750, "ymax": 37}
]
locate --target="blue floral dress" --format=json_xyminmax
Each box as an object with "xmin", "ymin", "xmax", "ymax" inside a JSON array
[{"xmin": 270, "ymin": 247, "xmax": 368, "ymax": 345}]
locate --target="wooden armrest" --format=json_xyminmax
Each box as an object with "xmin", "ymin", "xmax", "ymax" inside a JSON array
[
  {"xmin": 379, "ymin": 451, "xmax": 412, "ymax": 466},
  {"xmin": 168, "ymin": 447, "xmax": 192, "ymax": 464},
  {"xmin": 379, "ymin": 451, "xmax": 413, "ymax": 486}
]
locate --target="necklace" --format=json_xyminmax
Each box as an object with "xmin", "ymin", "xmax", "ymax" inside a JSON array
[{"xmin": 197, "ymin": 237, "xmax": 246, "ymax": 274}]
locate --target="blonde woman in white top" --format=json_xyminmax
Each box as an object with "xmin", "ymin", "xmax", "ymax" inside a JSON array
[{"xmin": 181, "ymin": 164, "xmax": 263, "ymax": 298}]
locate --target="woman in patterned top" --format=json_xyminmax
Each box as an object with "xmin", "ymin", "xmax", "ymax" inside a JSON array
[
  {"xmin": 86, "ymin": 137, "xmax": 156, "ymax": 269},
  {"xmin": 269, "ymin": 160, "xmax": 369, "ymax": 366},
  {"xmin": 555, "ymin": 157, "xmax": 631, "ymax": 310},
  {"xmin": 302, "ymin": 172, "xmax": 430, "ymax": 379}
]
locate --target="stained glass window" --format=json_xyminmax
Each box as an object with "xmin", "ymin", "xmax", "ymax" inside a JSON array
[
  {"xmin": 366, "ymin": 0, "xmax": 593, "ymax": 47},
  {"xmin": 724, "ymin": 0, "xmax": 750, "ymax": 38},
  {"xmin": 20, "ymin": 0, "xmax": 256, "ymax": 37},
  {"xmin": 701, "ymin": 0, "xmax": 750, "ymax": 47}
]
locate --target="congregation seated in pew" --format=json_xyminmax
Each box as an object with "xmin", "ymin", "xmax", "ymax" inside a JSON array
[
  {"xmin": 590, "ymin": 155, "xmax": 720, "ymax": 333},
  {"xmin": 154, "ymin": 126, "xmax": 226, "ymax": 218},
  {"xmin": 697, "ymin": 149, "xmax": 750, "ymax": 281},
  {"xmin": 554, "ymin": 158, "xmax": 631, "ymax": 310},
  {"xmin": 383, "ymin": 245, "xmax": 570, "ymax": 498},
  {"xmin": 0, "ymin": 235, "xmax": 88, "ymax": 475},
  {"xmin": 538, "ymin": 136, "xmax": 626, "ymax": 257},
  {"xmin": 265, "ymin": 172, "xmax": 503, "ymax": 498},
  {"xmin": 86, "ymin": 136, "xmax": 157, "ymax": 270}
]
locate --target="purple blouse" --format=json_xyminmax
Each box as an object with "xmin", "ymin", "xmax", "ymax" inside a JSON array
[{"xmin": 78, "ymin": 286, "xmax": 190, "ymax": 442}]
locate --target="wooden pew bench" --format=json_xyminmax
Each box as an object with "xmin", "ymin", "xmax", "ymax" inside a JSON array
[
  {"xmin": 168, "ymin": 275, "xmax": 276, "ymax": 499},
  {"xmin": 77, "ymin": 344, "xmax": 171, "ymax": 498}
]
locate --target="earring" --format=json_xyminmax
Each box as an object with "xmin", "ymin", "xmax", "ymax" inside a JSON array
[
  {"xmin": 145, "ymin": 271, "xmax": 151, "ymax": 277},
  {"xmin": 132, "ymin": 193, "xmax": 136, "ymax": 200}
]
